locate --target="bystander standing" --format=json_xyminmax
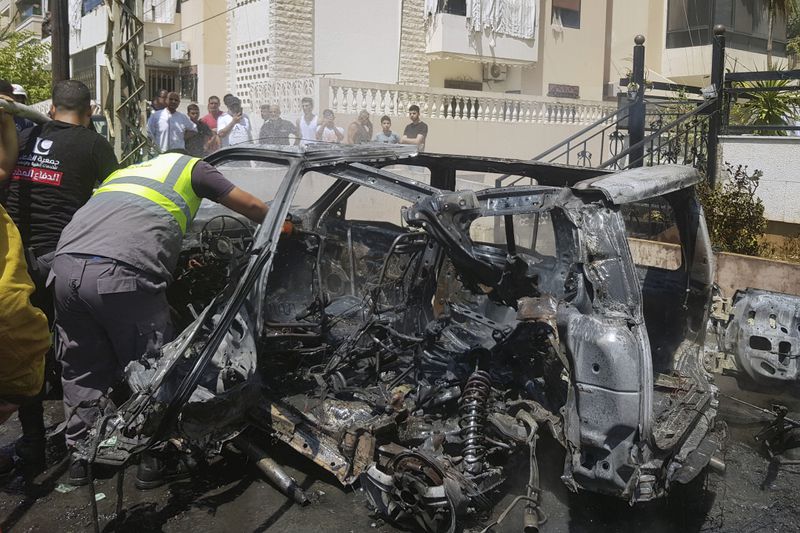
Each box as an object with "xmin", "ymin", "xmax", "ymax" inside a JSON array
[
  {"xmin": 149, "ymin": 89, "xmax": 168, "ymax": 116},
  {"xmin": 400, "ymin": 104, "xmax": 429, "ymax": 151},
  {"xmin": 186, "ymin": 103, "xmax": 214, "ymax": 157},
  {"xmin": 296, "ymin": 97, "xmax": 318, "ymax": 146},
  {"xmin": 11, "ymin": 85, "xmax": 27, "ymax": 105},
  {"xmin": 346, "ymin": 110, "xmax": 373, "ymax": 144},
  {"xmin": 259, "ymin": 104, "xmax": 296, "ymax": 145},
  {"xmin": 316, "ymin": 109, "xmax": 344, "ymax": 143},
  {"xmin": 259, "ymin": 104, "xmax": 271, "ymax": 140},
  {"xmin": 373, "ymin": 115, "xmax": 399, "ymax": 144},
  {"xmin": 223, "ymin": 93, "xmax": 236, "ymax": 115},
  {"xmin": 200, "ymin": 95, "xmax": 225, "ymax": 153},
  {"xmin": 147, "ymin": 92, "xmax": 197, "ymax": 153},
  {"xmin": 217, "ymin": 97, "xmax": 252, "ymax": 147},
  {"xmin": 0, "ymin": 81, "xmax": 34, "ymax": 132}
]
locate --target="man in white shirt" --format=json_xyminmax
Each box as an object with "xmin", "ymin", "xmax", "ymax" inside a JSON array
[
  {"xmin": 217, "ymin": 97, "xmax": 252, "ymax": 147},
  {"xmin": 295, "ymin": 97, "xmax": 318, "ymax": 146},
  {"xmin": 315, "ymin": 109, "xmax": 344, "ymax": 143},
  {"xmin": 146, "ymin": 92, "xmax": 197, "ymax": 153}
]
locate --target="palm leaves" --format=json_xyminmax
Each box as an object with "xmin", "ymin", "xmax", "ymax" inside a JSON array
[{"xmin": 730, "ymin": 74, "xmax": 800, "ymax": 136}]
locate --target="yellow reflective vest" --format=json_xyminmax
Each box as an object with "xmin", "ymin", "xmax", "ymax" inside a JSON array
[{"xmin": 93, "ymin": 153, "xmax": 202, "ymax": 234}]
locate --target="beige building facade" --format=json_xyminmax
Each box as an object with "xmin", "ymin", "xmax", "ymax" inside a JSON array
[
  {"xmin": 11, "ymin": 1, "xmax": 786, "ymax": 109},
  {"xmin": 11, "ymin": 1, "xmax": 791, "ymax": 136}
]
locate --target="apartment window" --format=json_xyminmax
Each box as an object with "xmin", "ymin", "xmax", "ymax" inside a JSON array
[
  {"xmin": 666, "ymin": 0, "xmax": 786, "ymax": 55},
  {"xmin": 179, "ymin": 65, "xmax": 198, "ymax": 103},
  {"xmin": 82, "ymin": 0, "xmax": 103, "ymax": 15},
  {"xmin": 147, "ymin": 67, "xmax": 178, "ymax": 101},
  {"xmin": 17, "ymin": 0, "xmax": 43, "ymax": 21},
  {"xmin": 437, "ymin": 0, "xmax": 467, "ymax": 16},
  {"xmin": 552, "ymin": 0, "xmax": 580, "ymax": 29}
]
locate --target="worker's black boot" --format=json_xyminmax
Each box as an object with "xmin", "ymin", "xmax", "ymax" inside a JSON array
[
  {"xmin": 15, "ymin": 400, "xmax": 47, "ymax": 478},
  {"xmin": 135, "ymin": 450, "xmax": 195, "ymax": 490}
]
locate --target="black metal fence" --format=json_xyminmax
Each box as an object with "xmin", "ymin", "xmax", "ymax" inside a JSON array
[
  {"xmin": 497, "ymin": 25, "xmax": 799, "ymax": 190},
  {"xmin": 721, "ymin": 69, "xmax": 800, "ymax": 135}
]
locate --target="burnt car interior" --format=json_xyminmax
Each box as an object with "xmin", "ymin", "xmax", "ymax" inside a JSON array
[{"xmin": 92, "ymin": 147, "xmax": 722, "ymax": 533}]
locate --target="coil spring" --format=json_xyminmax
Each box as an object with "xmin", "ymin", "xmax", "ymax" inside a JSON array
[{"xmin": 459, "ymin": 370, "xmax": 492, "ymax": 475}]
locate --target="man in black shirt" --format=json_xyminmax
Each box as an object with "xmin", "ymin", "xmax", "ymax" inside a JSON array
[
  {"xmin": 259, "ymin": 104, "xmax": 297, "ymax": 145},
  {"xmin": 186, "ymin": 103, "xmax": 214, "ymax": 157},
  {"xmin": 0, "ymin": 79, "xmax": 118, "ymax": 478},
  {"xmin": 400, "ymin": 104, "xmax": 429, "ymax": 151}
]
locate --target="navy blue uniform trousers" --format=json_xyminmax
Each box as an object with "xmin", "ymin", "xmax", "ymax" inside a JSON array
[{"xmin": 50, "ymin": 254, "xmax": 173, "ymax": 448}]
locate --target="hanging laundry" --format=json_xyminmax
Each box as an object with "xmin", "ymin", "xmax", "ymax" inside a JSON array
[{"xmin": 144, "ymin": 0, "xmax": 178, "ymax": 25}]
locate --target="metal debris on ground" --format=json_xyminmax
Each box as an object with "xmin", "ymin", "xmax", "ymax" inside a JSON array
[
  {"xmin": 55, "ymin": 483, "xmax": 77, "ymax": 494},
  {"xmin": 721, "ymin": 289, "xmax": 800, "ymax": 385}
]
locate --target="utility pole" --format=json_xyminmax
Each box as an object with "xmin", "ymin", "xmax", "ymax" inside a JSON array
[
  {"xmin": 104, "ymin": 0, "xmax": 149, "ymax": 164},
  {"xmin": 51, "ymin": 0, "xmax": 70, "ymax": 82}
]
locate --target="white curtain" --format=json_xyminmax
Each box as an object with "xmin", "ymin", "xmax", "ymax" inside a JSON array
[
  {"xmin": 465, "ymin": 0, "xmax": 536, "ymax": 40},
  {"xmin": 496, "ymin": 0, "xmax": 537, "ymax": 40},
  {"xmin": 144, "ymin": 0, "xmax": 178, "ymax": 24}
]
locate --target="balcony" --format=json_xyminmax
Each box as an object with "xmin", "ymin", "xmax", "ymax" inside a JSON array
[
  {"xmin": 426, "ymin": 13, "xmax": 538, "ymax": 65},
  {"xmin": 250, "ymin": 77, "xmax": 614, "ymax": 128}
]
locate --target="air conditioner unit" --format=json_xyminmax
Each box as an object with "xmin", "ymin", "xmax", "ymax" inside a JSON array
[
  {"xmin": 605, "ymin": 82, "xmax": 619, "ymax": 98},
  {"xmin": 170, "ymin": 41, "xmax": 190, "ymax": 62},
  {"xmin": 483, "ymin": 63, "xmax": 507, "ymax": 82}
]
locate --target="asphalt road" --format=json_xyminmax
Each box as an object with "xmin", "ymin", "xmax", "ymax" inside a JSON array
[{"xmin": 1, "ymin": 374, "xmax": 798, "ymax": 533}]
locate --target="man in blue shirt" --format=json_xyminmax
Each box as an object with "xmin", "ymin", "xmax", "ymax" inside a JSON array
[{"xmin": 373, "ymin": 115, "xmax": 399, "ymax": 144}]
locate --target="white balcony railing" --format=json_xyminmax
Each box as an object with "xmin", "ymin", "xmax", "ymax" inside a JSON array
[{"xmin": 249, "ymin": 77, "xmax": 617, "ymax": 126}]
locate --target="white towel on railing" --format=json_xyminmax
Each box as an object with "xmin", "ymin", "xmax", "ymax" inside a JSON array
[
  {"xmin": 465, "ymin": 0, "xmax": 537, "ymax": 40},
  {"xmin": 424, "ymin": 0, "xmax": 439, "ymax": 17}
]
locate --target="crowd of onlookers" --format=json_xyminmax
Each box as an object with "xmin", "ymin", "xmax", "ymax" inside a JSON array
[{"xmin": 147, "ymin": 90, "xmax": 429, "ymax": 156}]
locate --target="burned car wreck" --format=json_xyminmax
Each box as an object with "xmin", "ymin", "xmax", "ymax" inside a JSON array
[{"xmin": 87, "ymin": 146, "xmax": 722, "ymax": 531}]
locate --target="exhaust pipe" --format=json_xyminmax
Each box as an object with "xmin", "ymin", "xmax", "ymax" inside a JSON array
[{"xmin": 230, "ymin": 437, "xmax": 310, "ymax": 506}]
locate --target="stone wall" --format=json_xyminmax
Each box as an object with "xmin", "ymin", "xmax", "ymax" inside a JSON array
[
  {"xmin": 398, "ymin": 0, "xmax": 429, "ymax": 86},
  {"xmin": 719, "ymin": 135, "xmax": 800, "ymax": 225},
  {"xmin": 268, "ymin": 0, "xmax": 314, "ymax": 79},
  {"xmin": 628, "ymin": 238, "xmax": 800, "ymax": 299}
]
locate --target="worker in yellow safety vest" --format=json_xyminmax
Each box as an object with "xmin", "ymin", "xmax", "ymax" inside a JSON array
[{"xmin": 50, "ymin": 152, "xmax": 268, "ymax": 488}]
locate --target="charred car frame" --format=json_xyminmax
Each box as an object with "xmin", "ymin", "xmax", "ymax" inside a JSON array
[{"xmin": 87, "ymin": 146, "xmax": 722, "ymax": 532}]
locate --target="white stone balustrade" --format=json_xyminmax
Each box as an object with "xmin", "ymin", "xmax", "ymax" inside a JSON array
[{"xmin": 248, "ymin": 77, "xmax": 617, "ymax": 126}]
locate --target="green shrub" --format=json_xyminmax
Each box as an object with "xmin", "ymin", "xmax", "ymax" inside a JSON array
[{"xmin": 697, "ymin": 163, "xmax": 767, "ymax": 256}]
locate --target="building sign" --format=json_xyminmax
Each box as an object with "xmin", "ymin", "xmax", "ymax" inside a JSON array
[{"xmin": 547, "ymin": 83, "xmax": 580, "ymax": 99}]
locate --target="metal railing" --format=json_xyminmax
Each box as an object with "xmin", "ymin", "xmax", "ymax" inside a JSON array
[{"xmin": 601, "ymin": 99, "xmax": 716, "ymax": 171}]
